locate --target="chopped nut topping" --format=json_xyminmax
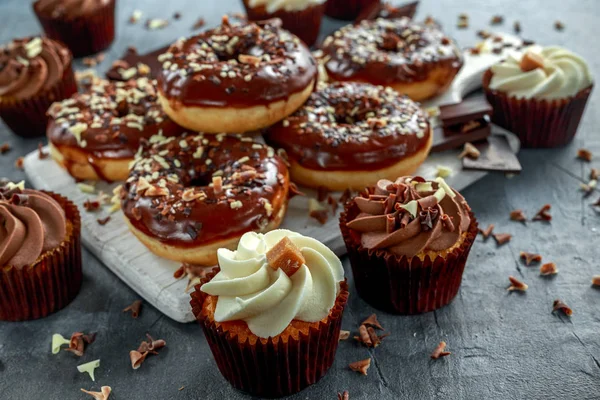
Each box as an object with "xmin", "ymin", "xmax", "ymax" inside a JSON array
[
  {"xmin": 552, "ymin": 299, "xmax": 572, "ymax": 316},
  {"xmin": 577, "ymin": 148, "xmax": 592, "ymax": 161},
  {"xmin": 348, "ymin": 358, "xmax": 371, "ymax": 375},
  {"xmin": 458, "ymin": 142, "xmax": 480, "ymax": 160},
  {"xmin": 266, "ymin": 236, "xmax": 304, "ymax": 276},
  {"xmin": 81, "ymin": 386, "xmax": 111, "ymax": 400},
  {"xmin": 431, "ymin": 341, "xmax": 451, "ymax": 359},
  {"xmin": 510, "ymin": 209, "xmax": 527, "ymax": 223},
  {"xmin": 520, "ymin": 251, "xmax": 542, "ymax": 266},
  {"xmin": 478, "ymin": 224, "xmax": 494, "ymax": 239},
  {"xmin": 520, "ymin": 51, "xmax": 544, "ymax": 72},
  {"xmin": 532, "ymin": 204, "xmax": 551, "ymax": 222},
  {"xmin": 122, "ymin": 300, "xmax": 142, "ymax": 318},
  {"xmin": 339, "ymin": 330, "xmax": 350, "ymax": 341},
  {"xmin": 436, "ymin": 165, "xmax": 453, "ymax": 178},
  {"xmin": 507, "ymin": 276, "xmax": 528, "ymax": 292},
  {"xmin": 540, "ymin": 262, "xmax": 558, "ymax": 276},
  {"xmin": 493, "ymin": 233, "xmax": 512, "ymax": 245}
]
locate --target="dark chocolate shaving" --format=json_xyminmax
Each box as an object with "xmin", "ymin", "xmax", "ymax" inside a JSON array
[
  {"xmin": 338, "ymin": 390, "xmax": 350, "ymax": 400},
  {"xmin": 123, "ymin": 300, "xmax": 142, "ymax": 318},
  {"xmin": 310, "ymin": 209, "xmax": 328, "ymax": 225},
  {"xmin": 431, "ymin": 341, "xmax": 451, "ymax": 359},
  {"xmin": 0, "ymin": 142, "xmax": 11, "ymax": 154},
  {"xmin": 493, "ymin": 233, "xmax": 512, "ymax": 246},
  {"xmin": 349, "ymin": 358, "xmax": 371, "ymax": 375},
  {"xmin": 288, "ymin": 182, "xmax": 305, "ymax": 199},
  {"xmin": 97, "ymin": 216, "xmax": 111, "ymax": 225},
  {"xmin": 362, "ymin": 313, "xmax": 384, "ymax": 330},
  {"xmin": 532, "ymin": 204, "xmax": 552, "ymax": 222},
  {"xmin": 478, "ymin": 224, "xmax": 494, "ymax": 239},
  {"xmin": 552, "ymin": 299, "xmax": 572, "ymax": 316},
  {"xmin": 510, "ymin": 209, "xmax": 527, "ymax": 223},
  {"xmin": 577, "ymin": 148, "xmax": 592, "ymax": 162},
  {"xmin": 520, "ymin": 251, "xmax": 542, "ymax": 266},
  {"xmin": 317, "ymin": 186, "xmax": 329, "ymax": 202}
]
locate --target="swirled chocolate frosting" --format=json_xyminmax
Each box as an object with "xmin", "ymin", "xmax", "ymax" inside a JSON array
[
  {"xmin": 34, "ymin": 0, "xmax": 111, "ymax": 19},
  {"xmin": 0, "ymin": 37, "xmax": 71, "ymax": 100},
  {"xmin": 0, "ymin": 183, "xmax": 66, "ymax": 268},
  {"xmin": 346, "ymin": 176, "xmax": 471, "ymax": 257}
]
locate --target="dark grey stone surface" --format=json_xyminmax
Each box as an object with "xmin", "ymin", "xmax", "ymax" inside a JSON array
[{"xmin": 1, "ymin": 0, "xmax": 599, "ymax": 399}]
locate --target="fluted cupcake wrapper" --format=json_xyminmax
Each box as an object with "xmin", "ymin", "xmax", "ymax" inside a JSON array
[
  {"xmin": 483, "ymin": 69, "xmax": 593, "ymax": 148},
  {"xmin": 0, "ymin": 59, "xmax": 77, "ymax": 138},
  {"xmin": 325, "ymin": 0, "xmax": 380, "ymax": 20},
  {"xmin": 190, "ymin": 269, "xmax": 349, "ymax": 398},
  {"xmin": 33, "ymin": 0, "xmax": 116, "ymax": 57},
  {"xmin": 0, "ymin": 192, "xmax": 82, "ymax": 321},
  {"xmin": 242, "ymin": 1, "xmax": 325, "ymax": 46},
  {"xmin": 340, "ymin": 202, "xmax": 478, "ymax": 315}
]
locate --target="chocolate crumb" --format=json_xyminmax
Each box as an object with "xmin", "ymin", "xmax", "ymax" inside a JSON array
[
  {"xmin": 520, "ymin": 251, "xmax": 542, "ymax": 266},
  {"xmin": 37, "ymin": 142, "xmax": 48, "ymax": 159},
  {"xmin": 339, "ymin": 188, "xmax": 353, "ymax": 204},
  {"xmin": 514, "ymin": 21, "xmax": 521, "ymax": 33},
  {"xmin": 552, "ymin": 299, "xmax": 572, "ymax": 316},
  {"xmin": 431, "ymin": 341, "xmax": 451, "ymax": 359},
  {"xmin": 493, "ymin": 233, "xmax": 512, "ymax": 245},
  {"xmin": 81, "ymin": 386, "xmax": 111, "ymax": 400},
  {"xmin": 507, "ymin": 276, "xmax": 528, "ymax": 292},
  {"xmin": 339, "ymin": 330, "xmax": 350, "ymax": 341},
  {"xmin": 540, "ymin": 262, "xmax": 558, "ymax": 276},
  {"xmin": 97, "ymin": 216, "xmax": 111, "ymax": 225},
  {"xmin": 532, "ymin": 204, "xmax": 552, "ymax": 222},
  {"xmin": 83, "ymin": 199, "xmax": 101, "ymax": 212},
  {"xmin": 348, "ymin": 358, "xmax": 371, "ymax": 375},
  {"xmin": 554, "ymin": 21, "xmax": 565, "ymax": 31},
  {"xmin": 577, "ymin": 148, "xmax": 592, "ymax": 161},
  {"xmin": 192, "ymin": 17, "xmax": 206, "ymax": 30},
  {"xmin": 337, "ymin": 391, "xmax": 350, "ymax": 400},
  {"xmin": 490, "ymin": 15, "xmax": 504, "ymax": 25},
  {"xmin": 478, "ymin": 224, "xmax": 494, "ymax": 239},
  {"xmin": 15, "ymin": 157, "xmax": 24, "ymax": 170},
  {"xmin": 0, "ymin": 142, "xmax": 10, "ymax": 154},
  {"xmin": 510, "ymin": 209, "xmax": 527, "ymax": 223},
  {"xmin": 173, "ymin": 12, "xmax": 181, "ymax": 20},
  {"xmin": 123, "ymin": 300, "xmax": 142, "ymax": 318},
  {"xmin": 362, "ymin": 313, "xmax": 384, "ymax": 330}
]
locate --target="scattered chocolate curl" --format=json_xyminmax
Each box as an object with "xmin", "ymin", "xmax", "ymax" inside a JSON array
[
  {"xmin": 339, "ymin": 330, "xmax": 350, "ymax": 341},
  {"xmin": 493, "ymin": 233, "xmax": 512, "ymax": 246},
  {"xmin": 130, "ymin": 350, "xmax": 148, "ymax": 370},
  {"xmin": 361, "ymin": 313, "xmax": 384, "ymax": 330},
  {"xmin": 577, "ymin": 148, "xmax": 592, "ymax": 161},
  {"xmin": 338, "ymin": 390, "xmax": 350, "ymax": 400},
  {"xmin": 431, "ymin": 341, "xmax": 451, "ymax": 359},
  {"xmin": 64, "ymin": 332, "xmax": 96, "ymax": 357},
  {"xmin": 510, "ymin": 209, "xmax": 527, "ymax": 223},
  {"xmin": 478, "ymin": 224, "xmax": 494, "ymax": 239},
  {"xmin": 0, "ymin": 142, "xmax": 10, "ymax": 154},
  {"xmin": 540, "ymin": 262, "xmax": 558, "ymax": 276},
  {"xmin": 591, "ymin": 276, "xmax": 600, "ymax": 287},
  {"xmin": 520, "ymin": 251, "xmax": 542, "ymax": 266},
  {"xmin": 81, "ymin": 386, "xmax": 111, "ymax": 400},
  {"xmin": 123, "ymin": 300, "xmax": 142, "ymax": 318},
  {"xmin": 507, "ymin": 276, "xmax": 528, "ymax": 292},
  {"xmin": 288, "ymin": 182, "xmax": 305, "ymax": 199},
  {"xmin": 552, "ymin": 299, "xmax": 572, "ymax": 316},
  {"xmin": 458, "ymin": 142, "xmax": 480, "ymax": 160},
  {"xmin": 532, "ymin": 204, "xmax": 552, "ymax": 222},
  {"xmin": 137, "ymin": 333, "xmax": 166, "ymax": 354},
  {"xmin": 348, "ymin": 358, "xmax": 371, "ymax": 375},
  {"xmin": 97, "ymin": 216, "xmax": 111, "ymax": 226}
]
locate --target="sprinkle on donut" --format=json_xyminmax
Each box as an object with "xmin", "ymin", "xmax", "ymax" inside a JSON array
[
  {"xmin": 265, "ymin": 82, "xmax": 430, "ymax": 171},
  {"xmin": 121, "ymin": 133, "xmax": 289, "ymax": 248},
  {"xmin": 321, "ymin": 17, "xmax": 462, "ymax": 85},
  {"xmin": 156, "ymin": 16, "xmax": 317, "ymax": 107}
]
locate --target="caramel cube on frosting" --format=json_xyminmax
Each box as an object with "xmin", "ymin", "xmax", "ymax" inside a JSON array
[
  {"xmin": 520, "ymin": 51, "xmax": 545, "ymax": 72},
  {"xmin": 266, "ymin": 237, "xmax": 305, "ymax": 276}
]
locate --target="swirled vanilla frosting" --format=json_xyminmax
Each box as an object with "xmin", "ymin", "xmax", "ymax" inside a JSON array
[
  {"xmin": 0, "ymin": 182, "xmax": 66, "ymax": 268},
  {"xmin": 346, "ymin": 177, "xmax": 471, "ymax": 257},
  {"xmin": 247, "ymin": 0, "xmax": 325, "ymax": 13},
  {"xmin": 201, "ymin": 229, "xmax": 344, "ymax": 338},
  {"xmin": 489, "ymin": 45, "xmax": 592, "ymax": 99}
]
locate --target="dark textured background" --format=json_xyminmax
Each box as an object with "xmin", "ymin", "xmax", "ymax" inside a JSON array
[{"xmin": 1, "ymin": 1, "xmax": 599, "ymax": 399}]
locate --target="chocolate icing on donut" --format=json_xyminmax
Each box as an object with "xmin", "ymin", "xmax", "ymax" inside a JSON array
[
  {"xmin": 47, "ymin": 77, "xmax": 184, "ymax": 181},
  {"xmin": 264, "ymin": 82, "xmax": 430, "ymax": 171},
  {"xmin": 157, "ymin": 16, "xmax": 317, "ymax": 108},
  {"xmin": 121, "ymin": 133, "xmax": 289, "ymax": 247},
  {"xmin": 321, "ymin": 17, "xmax": 463, "ymax": 85}
]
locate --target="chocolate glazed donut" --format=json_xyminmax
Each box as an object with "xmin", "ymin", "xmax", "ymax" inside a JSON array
[
  {"xmin": 321, "ymin": 17, "xmax": 463, "ymax": 102},
  {"xmin": 120, "ymin": 133, "xmax": 290, "ymax": 265},
  {"xmin": 47, "ymin": 77, "xmax": 184, "ymax": 182},
  {"xmin": 264, "ymin": 82, "xmax": 432, "ymax": 191},
  {"xmin": 156, "ymin": 16, "xmax": 317, "ymax": 134}
]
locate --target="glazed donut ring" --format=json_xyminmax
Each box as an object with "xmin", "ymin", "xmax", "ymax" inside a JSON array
[
  {"xmin": 264, "ymin": 82, "xmax": 432, "ymax": 191},
  {"xmin": 120, "ymin": 133, "xmax": 290, "ymax": 265},
  {"xmin": 321, "ymin": 17, "xmax": 463, "ymax": 102},
  {"xmin": 47, "ymin": 77, "xmax": 184, "ymax": 181},
  {"xmin": 156, "ymin": 17, "xmax": 317, "ymax": 134}
]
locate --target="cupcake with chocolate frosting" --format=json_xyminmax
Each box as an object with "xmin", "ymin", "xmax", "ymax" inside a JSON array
[
  {"xmin": 190, "ymin": 229, "xmax": 348, "ymax": 397},
  {"xmin": 33, "ymin": 0, "xmax": 116, "ymax": 57},
  {"xmin": 340, "ymin": 176, "xmax": 477, "ymax": 314},
  {"xmin": 0, "ymin": 36, "xmax": 76, "ymax": 137},
  {"xmin": 242, "ymin": 0, "xmax": 326, "ymax": 46},
  {"xmin": 0, "ymin": 181, "xmax": 81, "ymax": 321},
  {"xmin": 483, "ymin": 45, "xmax": 593, "ymax": 147}
]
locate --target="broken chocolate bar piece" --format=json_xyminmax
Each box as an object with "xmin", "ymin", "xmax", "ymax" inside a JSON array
[
  {"xmin": 440, "ymin": 98, "xmax": 493, "ymax": 129},
  {"xmin": 106, "ymin": 45, "xmax": 170, "ymax": 81},
  {"xmin": 462, "ymin": 136, "xmax": 522, "ymax": 173}
]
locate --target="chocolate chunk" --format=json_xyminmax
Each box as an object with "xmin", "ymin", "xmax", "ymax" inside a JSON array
[
  {"xmin": 462, "ymin": 136, "xmax": 522, "ymax": 174},
  {"xmin": 440, "ymin": 98, "xmax": 493, "ymax": 128}
]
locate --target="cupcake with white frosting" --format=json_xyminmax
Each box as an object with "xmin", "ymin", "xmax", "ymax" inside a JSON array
[
  {"xmin": 483, "ymin": 45, "xmax": 593, "ymax": 147},
  {"xmin": 241, "ymin": 0, "xmax": 326, "ymax": 46},
  {"xmin": 190, "ymin": 229, "xmax": 348, "ymax": 398}
]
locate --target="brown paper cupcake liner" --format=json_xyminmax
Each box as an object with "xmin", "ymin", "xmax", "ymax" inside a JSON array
[
  {"xmin": 325, "ymin": 0, "xmax": 380, "ymax": 20},
  {"xmin": 0, "ymin": 59, "xmax": 77, "ymax": 138},
  {"xmin": 483, "ymin": 69, "xmax": 593, "ymax": 148},
  {"xmin": 0, "ymin": 192, "xmax": 82, "ymax": 321},
  {"xmin": 242, "ymin": 1, "xmax": 325, "ymax": 46},
  {"xmin": 33, "ymin": 0, "xmax": 116, "ymax": 57},
  {"xmin": 340, "ymin": 201, "xmax": 478, "ymax": 314},
  {"xmin": 191, "ymin": 269, "xmax": 349, "ymax": 398}
]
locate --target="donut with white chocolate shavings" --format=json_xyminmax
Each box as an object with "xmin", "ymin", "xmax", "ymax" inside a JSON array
[
  {"xmin": 156, "ymin": 16, "xmax": 317, "ymax": 134},
  {"xmin": 120, "ymin": 133, "xmax": 290, "ymax": 265},
  {"xmin": 321, "ymin": 17, "xmax": 463, "ymax": 101},
  {"xmin": 47, "ymin": 77, "xmax": 184, "ymax": 182},
  {"xmin": 264, "ymin": 82, "xmax": 432, "ymax": 191}
]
